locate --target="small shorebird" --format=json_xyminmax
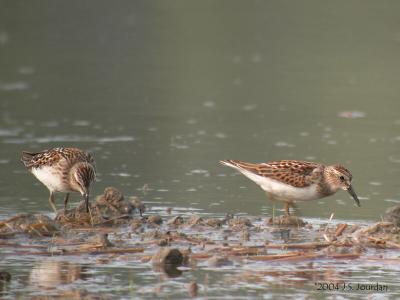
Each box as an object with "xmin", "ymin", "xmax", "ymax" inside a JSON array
[
  {"xmin": 21, "ymin": 147, "xmax": 96, "ymax": 213},
  {"xmin": 220, "ymin": 160, "xmax": 360, "ymax": 215}
]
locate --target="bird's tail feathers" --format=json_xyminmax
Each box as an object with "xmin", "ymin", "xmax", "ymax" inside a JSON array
[{"xmin": 21, "ymin": 151, "xmax": 36, "ymax": 167}]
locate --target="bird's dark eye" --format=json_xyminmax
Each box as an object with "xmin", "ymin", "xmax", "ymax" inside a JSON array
[{"xmin": 339, "ymin": 176, "xmax": 345, "ymax": 181}]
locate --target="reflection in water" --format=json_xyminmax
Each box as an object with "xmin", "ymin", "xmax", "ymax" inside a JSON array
[
  {"xmin": 152, "ymin": 264, "xmax": 182, "ymax": 278},
  {"xmin": 3, "ymin": 135, "xmax": 135, "ymax": 144},
  {"xmin": 226, "ymin": 263, "xmax": 352, "ymax": 289},
  {"xmin": 29, "ymin": 261, "xmax": 88, "ymax": 290},
  {"xmin": 0, "ymin": 271, "xmax": 11, "ymax": 295}
]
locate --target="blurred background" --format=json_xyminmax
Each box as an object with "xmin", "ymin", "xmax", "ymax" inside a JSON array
[{"xmin": 1, "ymin": 1, "xmax": 400, "ymax": 221}]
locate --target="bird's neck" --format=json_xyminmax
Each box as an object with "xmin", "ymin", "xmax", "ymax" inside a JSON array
[
  {"xmin": 69, "ymin": 162, "xmax": 94, "ymax": 194},
  {"xmin": 318, "ymin": 168, "xmax": 339, "ymax": 196}
]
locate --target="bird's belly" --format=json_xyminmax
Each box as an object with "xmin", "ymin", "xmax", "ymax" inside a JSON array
[
  {"xmin": 259, "ymin": 178, "xmax": 319, "ymax": 201},
  {"xmin": 31, "ymin": 166, "xmax": 72, "ymax": 193}
]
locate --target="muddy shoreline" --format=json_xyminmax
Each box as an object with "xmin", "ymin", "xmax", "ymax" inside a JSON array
[{"xmin": 1, "ymin": 187, "xmax": 399, "ymax": 298}]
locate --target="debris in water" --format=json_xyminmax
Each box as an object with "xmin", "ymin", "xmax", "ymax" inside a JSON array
[
  {"xmin": 0, "ymin": 271, "xmax": 11, "ymax": 282},
  {"xmin": 383, "ymin": 205, "xmax": 400, "ymax": 226},
  {"xmin": 207, "ymin": 255, "xmax": 233, "ymax": 267},
  {"xmin": 267, "ymin": 215, "xmax": 306, "ymax": 226},
  {"xmin": 1, "ymin": 185, "xmax": 400, "ymax": 299},
  {"xmin": 56, "ymin": 187, "xmax": 136, "ymax": 226},
  {"xmin": 146, "ymin": 214, "xmax": 163, "ymax": 225},
  {"xmin": 0, "ymin": 214, "xmax": 59, "ymax": 237},
  {"xmin": 152, "ymin": 247, "xmax": 184, "ymax": 266},
  {"xmin": 187, "ymin": 281, "xmax": 198, "ymax": 297}
]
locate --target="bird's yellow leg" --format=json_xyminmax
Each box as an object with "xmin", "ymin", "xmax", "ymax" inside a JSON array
[
  {"xmin": 49, "ymin": 192, "xmax": 57, "ymax": 213},
  {"xmin": 88, "ymin": 206, "xmax": 94, "ymax": 227},
  {"xmin": 266, "ymin": 192, "xmax": 276, "ymax": 225},
  {"xmin": 272, "ymin": 202, "xmax": 276, "ymax": 225},
  {"xmin": 284, "ymin": 202, "xmax": 290, "ymax": 216}
]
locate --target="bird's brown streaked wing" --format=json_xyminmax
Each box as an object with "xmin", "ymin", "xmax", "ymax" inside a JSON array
[
  {"xmin": 224, "ymin": 160, "xmax": 320, "ymax": 188},
  {"xmin": 21, "ymin": 147, "xmax": 94, "ymax": 169},
  {"xmin": 21, "ymin": 149, "xmax": 62, "ymax": 169},
  {"xmin": 54, "ymin": 147, "xmax": 91, "ymax": 164}
]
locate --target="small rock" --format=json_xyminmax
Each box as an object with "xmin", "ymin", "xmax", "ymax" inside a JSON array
[
  {"xmin": 207, "ymin": 256, "xmax": 233, "ymax": 267},
  {"xmin": 152, "ymin": 247, "xmax": 184, "ymax": 266},
  {"xmin": 147, "ymin": 215, "xmax": 163, "ymax": 225},
  {"xmin": 157, "ymin": 239, "xmax": 169, "ymax": 246},
  {"xmin": 384, "ymin": 205, "xmax": 400, "ymax": 227}
]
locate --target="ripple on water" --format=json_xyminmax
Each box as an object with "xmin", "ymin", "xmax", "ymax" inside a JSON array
[
  {"xmin": 186, "ymin": 169, "xmax": 209, "ymax": 176},
  {"xmin": 3, "ymin": 135, "xmax": 135, "ymax": 144},
  {"xmin": 384, "ymin": 199, "xmax": 400, "ymax": 204},
  {"xmin": 170, "ymin": 143, "xmax": 189, "ymax": 150},
  {"xmin": 0, "ymin": 128, "xmax": 22, "ymax": 136},
  {"xmin": 40, "ymin": 121, "xmax": 59, "ymax": 127},
  {"xmin": 388, "ymin": 155, "xmax": 400, "ymax": 163},
  {"xmin": 0, "ymin": 31, "xmax": 8, "ymax": 45},
  {"xmin": 203, "ymin": 101, "xmax": 215, "ymax": 108},
  {"xmin": 215, "ymin": 132, "xmax": 227, "ymax": 139},
  {"xmin": 0, "ymin": 81, "xmax": 29, "ymax": 91},
  {"xmin": 73, "ymin": 120, "xmax": 91, "ymax": 126},
  {"xmin": 110, "ymin": 172, "xmax": 131, "ymax": 177},
  {"xmin": 274, "ymin": 141, "xmax": 295, "ymax": 147},
  {"xmin": 18, "ymin": 66, "xmax": 35, "ymax": 75},
  {"xmin": 242, "ymin": 104, "xmax": 257, "ymax": 111}
]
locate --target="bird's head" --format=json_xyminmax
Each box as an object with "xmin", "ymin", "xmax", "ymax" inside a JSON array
[
  {"xmin": 70, "ymin": 162, "xmax": 96, "ymax": 197},
  {"xmin": 325, "ymin": 164, "xmax": 360, "ymax": 207}
]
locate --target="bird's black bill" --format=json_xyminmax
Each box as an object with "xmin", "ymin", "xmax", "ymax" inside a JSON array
[
  {"xmin": 84, "ymin": 194, "xmax": 90, "ymax": 213},
  {"xmin": 347, "ymin": 185, "xmax": 360, "ymax": 207}
]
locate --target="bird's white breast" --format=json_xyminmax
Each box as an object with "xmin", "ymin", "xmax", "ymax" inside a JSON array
[
  {"xmin": 239, "ymin": 169, "xmax": 320, "ymax": 201},
  {"xmin": 31, "ymin": 166, "xmax": 71, "ymax": 193}
]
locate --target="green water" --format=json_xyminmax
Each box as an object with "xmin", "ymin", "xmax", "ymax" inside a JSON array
[{"xmin": 1, "ymin": 1, "xmax": 400, "ymax": 299}]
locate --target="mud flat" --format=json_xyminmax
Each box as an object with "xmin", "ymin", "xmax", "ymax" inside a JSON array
[{"xmin": 1, "ymin": 187, "xmax": 399, "ymax": 298}]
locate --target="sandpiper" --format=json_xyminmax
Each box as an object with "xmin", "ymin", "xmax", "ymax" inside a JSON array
[
  {"xmin": 220, "ymin": 159, "xmax": 360, "ymax": 215},
  {"xmin": 21, "ymin": 147, "xmax": 96, "ymax": 213}
]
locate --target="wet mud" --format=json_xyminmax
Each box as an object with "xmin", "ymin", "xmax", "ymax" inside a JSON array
[{"xmin": 1, "ymin": 187, "xmax": 399, "ymax": 298}]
